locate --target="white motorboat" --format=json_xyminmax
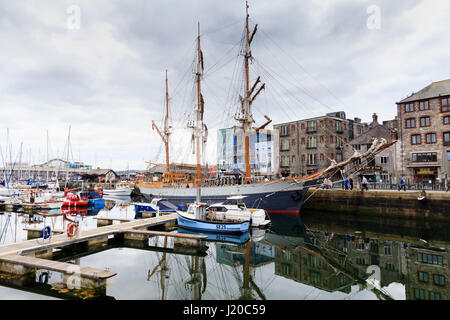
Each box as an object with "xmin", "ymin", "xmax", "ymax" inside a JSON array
[
  {"xmin": 102, "ymin": 182, "xmax": 133, "ymax": 196},
  {"xmin": 19, "ymin": 190, "xmax": 63, "ymax": 210},
  {"xmin": 206, "ymin": 196, "xmax": 271, "ymax": 228}
]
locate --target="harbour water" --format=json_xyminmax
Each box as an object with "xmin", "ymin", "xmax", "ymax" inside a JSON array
[{"xmin": 0, "ymin": 197, "xmax": 448, "ymax": 300}]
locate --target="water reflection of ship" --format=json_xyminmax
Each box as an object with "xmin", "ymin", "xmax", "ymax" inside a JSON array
[{"xmin": 215, "ymin": 240, "xmax": 274, "ymax": 300}]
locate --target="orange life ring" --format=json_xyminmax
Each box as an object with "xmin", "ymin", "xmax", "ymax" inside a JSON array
[{"xmin": 67, "ymin": 222, "xmax": 78, "ymax": 237}]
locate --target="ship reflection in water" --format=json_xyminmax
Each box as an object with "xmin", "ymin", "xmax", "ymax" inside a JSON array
[{"xmin": 0, "ymin": 202, "xmax": 449, "ymax": 300}]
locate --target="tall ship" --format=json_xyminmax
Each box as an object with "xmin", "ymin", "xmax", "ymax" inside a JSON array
[{"xmin": 138, "ymin": 2, "xmax": 395, "ymax": 214}]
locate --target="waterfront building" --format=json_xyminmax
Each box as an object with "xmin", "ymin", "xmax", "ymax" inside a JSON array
[
  {"xmin": 397, "ymin": 79, "xmax": 450, "ymax": 185},
  {"xmin": 78, "ymin": 169, "xmax": 120, "ymax": 183},
  {"xmin": 404, "ymin": 246, "xmax": 449, "ymax": 300},
  {"xmin": 344, "ymin": 114, "xmax": 399, "ymax": 183},
  {"xmin": 217, "ymin": 126, "xmax": 278, "ymax": 178},
  {"xmin": 0, "ymin": 158, "xmax": 93, "ymax": 182},
  {"xmin": 273, "ymin": 111, "xmax": 369, "ymax": 177}
]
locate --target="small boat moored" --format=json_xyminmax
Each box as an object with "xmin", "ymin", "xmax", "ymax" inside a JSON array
[
  {"xmin": 102, "ymin": 182, "xmax": 133, "ymax": 196},
  {"xmin": 62, "ymin": 193, "xmax": 89, "ymax": 208},
  {"xmin": 207, "ymin": 195, "xmax": 271, "ymax": 228},
  {"xmin": 134, "ymin": 198, "xmax": 178, "ymax": 214},
  {"xmin": 177, "ymin": 202, "xmax": 250, "ymax": 234}
]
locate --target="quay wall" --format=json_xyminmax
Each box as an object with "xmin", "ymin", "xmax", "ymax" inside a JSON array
[{"xmin": 302, "ymin": 188, "xmax": 450, "ymax": 221}]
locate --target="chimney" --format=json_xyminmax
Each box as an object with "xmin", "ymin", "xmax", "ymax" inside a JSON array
[{"xmin": 372, "ymin": 113, "xmax": 379, "ymax": 127}]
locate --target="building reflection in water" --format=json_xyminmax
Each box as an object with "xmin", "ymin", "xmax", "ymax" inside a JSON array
[
  {"xmin": 260, "ymin": 212, "xmax": 449, "ymax": 300},
  {"xmin": 0, "ymin": 205, "xmax": 449, "ymax": 300}
]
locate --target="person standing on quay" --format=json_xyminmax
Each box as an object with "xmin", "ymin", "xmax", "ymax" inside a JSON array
[
  {"xmin": 349, "ymin": 177, "xmax": 354, "ymax": 190},
  {"xmin": 398, "ymin": 176, "xmax": 407, "ymax": 192},
  {"xmin": 344, "ymin": 177, "xmax": 349, "ymax": 190},
  {"xmin": 361, "ymin": 176, "xmax": 369, "ymax": 191}
]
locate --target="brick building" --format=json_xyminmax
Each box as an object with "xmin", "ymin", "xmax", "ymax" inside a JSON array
[
  {"xmin": 397, "ymin": 79, "xmax": 450, "ymax": 186},
  {"xmin": 344, "ymin": 114, "xmax": 399, "ymax": 183},
  {"xmin": 273, "ymin": 112, "xmax": 369, "ymax": 177}
]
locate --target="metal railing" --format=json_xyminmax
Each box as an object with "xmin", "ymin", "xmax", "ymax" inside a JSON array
[{"xmin": 331, "ymin": 181, "xmax": 449, "ymax": 191}]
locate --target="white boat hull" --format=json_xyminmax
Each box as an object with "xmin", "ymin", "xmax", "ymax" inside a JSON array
[{"xmin": 102, "ymin": 187, "xmax": 132, "ymax": 196}]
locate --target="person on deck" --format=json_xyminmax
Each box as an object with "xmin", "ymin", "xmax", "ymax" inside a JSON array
[
  {"xmin": 349, "ymin": 177, "xmax": 354, "ymax": 190},
  {"xmin": 344, "ymin": 177, "xmax": 349, "ymax": 190}
]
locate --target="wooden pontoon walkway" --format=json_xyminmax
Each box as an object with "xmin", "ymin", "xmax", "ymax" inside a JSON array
[{"xmin": 0, "ymin": 213, "xmax": 204, "ymax": 283}]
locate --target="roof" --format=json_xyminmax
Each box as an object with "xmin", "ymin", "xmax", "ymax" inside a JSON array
[
  {"xmin": 399, "ymin": 79, "xmax": 450, "ymax": 103},
  {"xmin": 83, "ymin": 169, "xmax": 118, "ymax": 176},
  {"xmin": 349, "ymin": 124, "xmax": 392, "ymax": 145}
]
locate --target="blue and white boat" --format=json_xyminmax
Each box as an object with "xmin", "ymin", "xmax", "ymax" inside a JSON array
[
  {"xmin": 178, "ymin": 227, "xmax": 250, "ymax": 244},
  {"xmin": 176, "ymin": 202, "xmax": 250, "ymax": 234},
  {"xmin": 134, "ymin": 198, "xmax": 178, "ymax": 214},
  {"xmin": 80, "ymin": 191, "xmax": 105, "ymax": 207}
]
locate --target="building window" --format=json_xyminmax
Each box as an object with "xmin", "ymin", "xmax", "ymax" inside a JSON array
[
  {"xmin": 336, "ymin": 121, "xmax": 343, "ymax": 132},
  {"xmin": 418, "ymin": 271, "xmax": 429, "ymax": 283},
  {"xmin": 444, "ymin": 132, "xmax": 450, "ymax": 146},
  {"xmin": 429, "ymin": 292, "xmax": 441, "ymax": 300},
  {"xmin": 426, "ymin": 133, "xmax": 436, "ymax": 144},
  {"xmin": 418, "ymin": 253, "xmax": 443, "ymax": 265},
  {"xmin": 385, "ymin": 263, "xmax": 395, "ymax": 271},
  {"xmin": 281, "ymin": 139, "xmax": 290, "ymax": 151},
  {"xmin": 301, "ymin": 154, "xmax": 306, "ymax": 162},
  {"xmin": 411, "ymin": 134, "xmax": 421, "ymax": 145},
  {"xmin": 447, "ymin": 151, "xmax": 450, "ymax": 161},
  {"xmin": 308, "ymin": 154, "xmax": 317, "ymax": 165},
  {"xmin": 320, "ymin": 136, "xmax": 324, "ymax": 144},
  {"xmin": 307, "ymin": 121, "xmax": 317, "ymax": 133},
  {"xmin": 354, "ymin": 144, "xmax": 361, "ymax": 151},
  {"xmin": 281, "ymin": 155, "xmax": 290, "ymax": 167},
  {"xmin": 413, "ymin": 153, "xmax": 437, "ymax": 162},
  {"xmin": 301, "ymin": 137, "xmax": 305, "ymax": 145},
  {"xmin": 442, "ymin": 97, "xmax": 450, "ymax": 112},
  {"xmin": 405, "ymin": 118, "xmax": 416, "ymax": 128},
  {"xmin": 384, "ymin": 246, "xmax": 392, "ymax": 255},
  {"xmin": 336, "ymin": 153, "xmax": 343, "ymax": 162},
  {"xmin": 414, "ymin": 288, "xmax": 425, "ymax": 300},
  {"xmin": 330, "ymin": 135, "xmax": 334, "ymax": 143},
  {"xmin": 281, "ymin": 125, "xmax": 289, "ymax": 137},
  {"xmin": 336, "ymin": 137, "xmax": 343, "ymax": 149},
  {"xmin": 380, "ymin": 156, "xmax": 389, "ymax": 164},
  {"xmin": 320, "ymin": 154, "xmax": 324, "ymax": 161},
  {"xmin": 420, "ymin": 117, "xmax": 430, "ymax": 127},
  {"xmin": 405, "ymin": 103, "xmax": 415, "ymax": 112},
  {"xmin": 433, "ymin": 275, "xmax": 445, "ymax": 286},
  {"xmin": 419, "ymin": 100, "xmax": 429, "ymax": 110},
  {"xmin": 307, "ymin": 136, "xmax": 317, "ymax": 149}
]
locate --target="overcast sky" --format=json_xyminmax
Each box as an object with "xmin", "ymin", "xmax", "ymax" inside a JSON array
[{"xmin": 1, "ymin": 0, "xmax": 449, "ymax": 170}]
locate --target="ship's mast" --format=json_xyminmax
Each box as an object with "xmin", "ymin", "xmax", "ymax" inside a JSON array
[
  {"xmin": 164, "ymin": 70, "xmax": 170, "ymax": 172},
  {"xmin": 152, "ymin": 70, "xmax": 171, "ymax": 175},
  {"xmin": 194, "ymin": 22, "xmax": 204, "ymax": 200},
  {"xmin": 237, "ymin": 1, "xmax": 265, "ymax": 183}
]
